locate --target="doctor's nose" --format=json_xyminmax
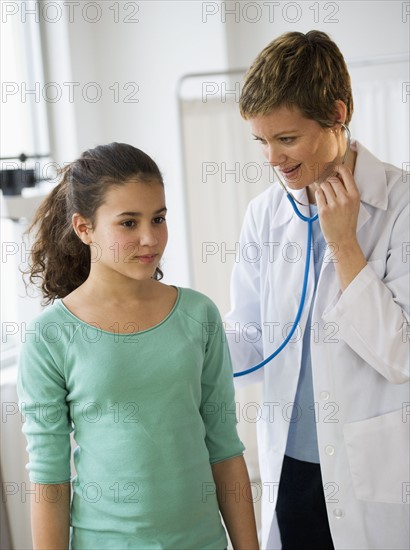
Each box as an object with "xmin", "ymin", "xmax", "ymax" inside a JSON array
[{"xmin": 265, "ymin": 144, "xmax": 286, "ymax": 167}]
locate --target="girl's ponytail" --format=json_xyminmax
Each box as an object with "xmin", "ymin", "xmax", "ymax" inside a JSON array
[{"xmin": 25, "ymin": 166, "xmax": 90, "ymax": 304}]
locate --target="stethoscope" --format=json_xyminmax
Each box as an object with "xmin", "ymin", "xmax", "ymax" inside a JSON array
[{"xmin": 234, "ymin": 123, "xmax": 351, "ymax": 378}]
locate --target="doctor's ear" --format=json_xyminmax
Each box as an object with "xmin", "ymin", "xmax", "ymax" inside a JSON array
[
  {"xmin": 72, "ymin": 213, "xmax": 93, "ymax": 245},
  {"xmin": 332, "ymin": 100, "xmax": 347, "ymax": 127}
]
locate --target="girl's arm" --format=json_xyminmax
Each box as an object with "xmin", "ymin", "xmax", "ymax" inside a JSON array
[
  {"xmin": 31, "ymin": 482, "xmax": 71, "ymax": 550},
  {"xmin": 212, "ymin": 455, "xmax": 259, "ymax": 550}
]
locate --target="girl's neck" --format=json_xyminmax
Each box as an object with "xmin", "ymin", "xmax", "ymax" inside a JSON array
[{"xmin": 74, "ymin": 274, "xmax": 159, "ymax": 304}]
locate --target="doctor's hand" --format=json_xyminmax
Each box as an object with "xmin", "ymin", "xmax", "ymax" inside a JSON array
[
  {"xmin": 315, "ymin": 164, "xmax": 360, "ymax": 245},
  {"xmin": 315, "ymin": 164, "xmax": 367, "ymax": 290}
]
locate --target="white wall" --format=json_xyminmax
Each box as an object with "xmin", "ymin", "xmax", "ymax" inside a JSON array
[{"xmin": 224, "ymin": 1, "xmax": 409, "ymax": 67}]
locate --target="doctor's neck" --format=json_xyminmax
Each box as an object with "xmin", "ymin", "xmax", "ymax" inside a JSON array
[{"xmin": 307, "ymin": 146, "xmax": 357, "ymax": 205}]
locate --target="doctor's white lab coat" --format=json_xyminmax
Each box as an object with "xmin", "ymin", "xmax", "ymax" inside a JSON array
[{"xmin": 226, "ymin": 141, "xmax": 410, "ymax": 550}]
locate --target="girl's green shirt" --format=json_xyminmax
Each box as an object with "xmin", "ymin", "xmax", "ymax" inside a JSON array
[{"xmin": 18, "ymin": 287, "xmax": 245, "ymax": 549}]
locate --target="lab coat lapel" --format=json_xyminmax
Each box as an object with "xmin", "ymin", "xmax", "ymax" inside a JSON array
[
  {"xmin": 351, "ymin": 140, "xmax": 387, "ymax": 232},
  {"xmin": 270, "ymin": 186, "xmax": 310, "ymax": 234},
  {"xmin": 318, "ymin": 140, "xmax": 386, "ymax": 303},
  {"xmin": 353, "ymin": 141, "xmax": 388, "ymax": 211},
  {"xmin": 318, "ymin": 201, "xmax": 371, "ymax": 286},
  {"xmin": 269, "ymin": 186, "xmax": 293, "ymax": 229}
]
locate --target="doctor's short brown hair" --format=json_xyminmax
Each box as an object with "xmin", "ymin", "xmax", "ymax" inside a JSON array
[{"xmin": 239, "ymin": 30, "xmax": 353, "ymax": 127}]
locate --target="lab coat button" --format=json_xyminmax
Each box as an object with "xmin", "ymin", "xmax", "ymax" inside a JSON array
[
  {"xmin": 333, "ymin": 508, "xmax": 345, "ymax": 519},
  {"xmin": 320, "ymin": 391, "xmax": 330, "ymax": 400},
  {"xmin": 325, "ymin": 445, "xmax": 335, "ymax": 456}
]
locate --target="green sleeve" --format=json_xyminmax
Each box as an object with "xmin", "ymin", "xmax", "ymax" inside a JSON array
[
  {"xmin": 17, "ymin": 318, "xmax": 72, "ymax": 484},
  {"xmin": 200, "ymin": 302, "xmax": 245, "ymax": 464}
]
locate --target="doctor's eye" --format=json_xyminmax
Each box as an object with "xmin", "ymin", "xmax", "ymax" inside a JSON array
[
  {"xmin": 253, "ymin": 137, "xmax": 267, "ymax": 146},
  {"xmin": 279, "ymin": 137, "xmax": 296, "ymax": 144}
]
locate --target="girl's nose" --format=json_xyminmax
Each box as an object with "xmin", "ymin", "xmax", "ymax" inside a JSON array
[{"xmin": 139, "ymin": 225, "xmax": 158, "ymax": 247}]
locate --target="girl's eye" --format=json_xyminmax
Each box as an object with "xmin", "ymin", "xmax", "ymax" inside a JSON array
[
  {"xmin": 153, "ymin": 216, "xmax": 166, "ymax": 224},
  {"xmin": 121, "ymin": 220, "xmax": 136, "ymax": 228}
]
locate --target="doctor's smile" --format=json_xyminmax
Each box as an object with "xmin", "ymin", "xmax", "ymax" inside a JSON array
[
  {"xmin": 250, "ymin": 104, "xmax": 356, "ymax": 199},
  {"xmin": 279, "ymin": 163, "xmax": 301, "ymax": 179}
]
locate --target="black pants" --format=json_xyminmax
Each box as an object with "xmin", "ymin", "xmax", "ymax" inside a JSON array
[{"xmin": 276, "ymin": 455, "xmax": 335, "ymax": 550}]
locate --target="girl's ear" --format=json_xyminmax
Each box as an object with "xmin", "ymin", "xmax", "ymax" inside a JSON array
[{"xmin": 72, "ymin": 213, "xmax": 93, "ymax": 245}]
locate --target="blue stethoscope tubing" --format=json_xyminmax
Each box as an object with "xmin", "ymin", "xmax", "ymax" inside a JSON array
[
  {"xmin": 233, "ymin": 123, "xmax": 351, "ymax": 378},
  {"xmin": 233, "ymin": 195, "xmax": 318, "ymax": 378}
]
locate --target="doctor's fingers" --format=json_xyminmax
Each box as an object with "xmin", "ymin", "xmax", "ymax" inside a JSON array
[
  {"xmin": 315, "ymin": 186, "xmax": 328, "ymax": 210},
  {"xmin": 319, "ymin": 177, "xmax": 347, "ymax": 205},
  {"xmin": 333, "ymin": 164, "xmax": 360, "ymax": 196}
]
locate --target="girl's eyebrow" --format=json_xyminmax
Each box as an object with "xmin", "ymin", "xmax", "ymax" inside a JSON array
[{"xmin": 117, "ymin": 207, "xmax": 167, "ymax": 217}]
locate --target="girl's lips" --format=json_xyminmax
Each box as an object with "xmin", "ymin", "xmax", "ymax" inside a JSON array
[{"xmin": 135, "ymin": 254, "xmax": 158, "ymax": 264}]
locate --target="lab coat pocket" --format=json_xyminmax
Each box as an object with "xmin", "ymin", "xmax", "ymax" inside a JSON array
[{"xmin": 343, "ymin": 408, "xmax": 409, "ymax": 503}]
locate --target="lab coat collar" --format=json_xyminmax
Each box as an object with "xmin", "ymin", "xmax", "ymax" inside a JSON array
[
  {"xmin": 351, "ymin": 140, "xmax": 388, "ymax": 210},
  {"xmin": 270, "ymin": 186, "xmax": 309, "ymax": 229},
  {"xmin": 270, "ymin": 139, "xmax": 388, "ymax": 231}
]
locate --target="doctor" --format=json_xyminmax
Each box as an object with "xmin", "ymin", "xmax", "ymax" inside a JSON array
[{"xmin": 226, "ymin": 31, "xmax": 409, "ymax": 549}]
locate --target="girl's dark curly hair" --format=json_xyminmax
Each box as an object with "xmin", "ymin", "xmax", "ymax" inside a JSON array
[{"xmin": 25, "ymin": 142, "xmax": 164, "ymax": 304}]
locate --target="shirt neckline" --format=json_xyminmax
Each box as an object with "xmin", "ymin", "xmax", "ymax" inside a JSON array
[{"xmin": 58, "ymin": 286, "xmax": 181, "ymax": 337}]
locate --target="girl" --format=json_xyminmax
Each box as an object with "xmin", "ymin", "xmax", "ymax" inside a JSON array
[{"xmin": 18, "ymin": 143, "xmax": 259, "ymax": 550}]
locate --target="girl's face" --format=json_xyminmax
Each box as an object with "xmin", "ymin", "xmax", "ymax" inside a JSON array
[
  {"xmin": 250, "ymin": 105, "xmax": 347, "ymax": 192},
  {"xmin": 84, "ymin": 178, "xmax": 168, "ymax": 283}
]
